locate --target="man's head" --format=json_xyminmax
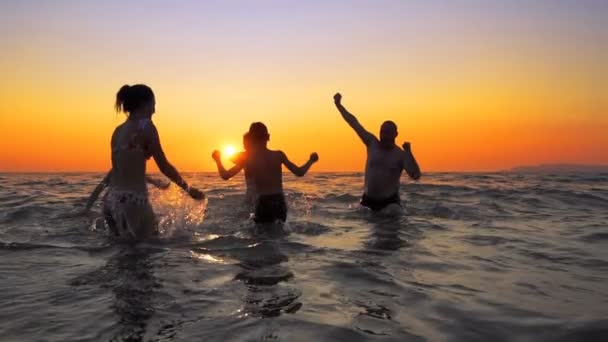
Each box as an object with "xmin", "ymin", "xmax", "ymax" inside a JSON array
[
  {"xmin": 379, "ymin": 120, "xmax": 398, "ymax": 148},
  {"xmin": 248, "ymin": 122, "xmax": 270, "ymax": 147}
]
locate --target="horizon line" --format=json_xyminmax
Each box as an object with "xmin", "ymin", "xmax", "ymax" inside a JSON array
[{"xmin": 3, "ymin": 164, "xmax": 608, "ymax": 174}]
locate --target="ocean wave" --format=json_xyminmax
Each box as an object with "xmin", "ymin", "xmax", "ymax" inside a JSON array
[
  {"xmin": 543, "ymin": 319, "xmax": 608, "ymax": 342},
  {"xmin": 288, "ymin": 220, "xmax": 332, "ymax": 236},
  {"xmin": 235, "ymin": 266, "xmax": 295, "ymax": 286},
  {"xmin": 189, "ymin": 235, "xmax": 254, "ymax": 251},
  {"xmin": 578, "ymin": 176, "xmax": 608, "ymax": 183},
  {"xmin": 15, "ymin": 180, "xmax": 47, "ymax": 186},
  {"xmin": 429, "ymin": 203, "xmax": 457, "ymax": 219},
  {"xmin": 0, "ymin": 195, "xmax": 39, "ymax": 208},
  {"xmin": 534, "ymin": 188, "xmax": 608, "ymax": 206},
  {"xmin": 319, "ymin": 193, "xmax": 361, "ymax": 203},
  {"xmin": 461, "ymin": 234, "xmax": 524, "ymax": 246},
  {"xmin": 1, "ymin": 172, "xmax": 608, "ymax": 341},
  {"xmin": 0, "ymin": 205, "xmax": 56, "ymax": 224},
  {"xmin": 406, "ymin": 183, "xmax": 478, "ymax": 193},
  {"xmin": 518, "ymin": 249, "xmax": 608, "ymax": 270},
  {"xmin": 0, "ymin": 240, "xmax": 110, "ymax": 252},
  {"xmin": 580, "ymin": 232, "xmax": 608, "ymax": 243},
  {"xmin": 425, "ymin": 202, "xmax": 492, "ymax": 221}
]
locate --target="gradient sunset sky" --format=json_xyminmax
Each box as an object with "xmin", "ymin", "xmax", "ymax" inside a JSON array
[{"xmin": 1, "ymin": 0, "xmax": 606, "ymax": 172}]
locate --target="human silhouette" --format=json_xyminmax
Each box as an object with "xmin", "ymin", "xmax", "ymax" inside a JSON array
[
  {"xmin": 212, "ymin": 122, "xmax": 318, "ymax": 223},
  {"xmin": 104, "ymin": 84, "xmax": 204, "ymax": 241},
  {"xmin": 333, "ymin": 93, "xmax": 420, "ymax": 212}
]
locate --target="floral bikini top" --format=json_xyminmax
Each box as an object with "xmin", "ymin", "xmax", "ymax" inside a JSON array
[{"xmin": 121, "ymin": 118, "xmax": 152, "ymax": 160}]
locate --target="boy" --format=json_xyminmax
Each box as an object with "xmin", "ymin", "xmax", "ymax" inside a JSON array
[{"xmin": 212, "ymin": 122, "xmax": 318, "ymax": 223}]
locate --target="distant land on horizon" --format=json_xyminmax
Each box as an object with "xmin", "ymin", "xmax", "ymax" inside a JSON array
[{"xmin": 508, "ymin": 164, "xmax": 608, "ymax": 173}]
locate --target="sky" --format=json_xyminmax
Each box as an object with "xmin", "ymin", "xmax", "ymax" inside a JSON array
[{"xmin": 0, "ymin": 0, "xmax": 606, "ymax": 172}]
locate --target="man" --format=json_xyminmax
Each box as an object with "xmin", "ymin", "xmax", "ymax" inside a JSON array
[
  {"xmin": 333, "ymin": 92, "xmax": 420, "ymax": 212},
  {"xmin": 212, "ymin": 122, "xmax": 319, "ymax": 223}
]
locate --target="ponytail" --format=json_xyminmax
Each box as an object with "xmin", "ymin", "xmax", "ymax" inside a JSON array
[
  {"xmin": 115, "ymin": 84, "xmax": 131, "ymax": 112},
  {"xmin": 114, "ymin": 84, "xmax": 154, "ymax": 115}
]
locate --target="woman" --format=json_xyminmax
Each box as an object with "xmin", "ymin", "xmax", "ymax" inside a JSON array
[
  {"xmin": 104, "ymin": 84, "xmax": 204, "ymax": 240},
  {"xmin": 85, "ymin": 169, "xmax": 170, "ymax": 212}
]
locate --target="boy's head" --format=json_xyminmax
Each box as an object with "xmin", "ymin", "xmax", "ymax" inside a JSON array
[
  {"xmin": 242, "ymin": 132, "xmax": 251, "ymax": 151},
  {"xmin": 248, "ymin": 122, "xmax": 270, "ymax": 146}
]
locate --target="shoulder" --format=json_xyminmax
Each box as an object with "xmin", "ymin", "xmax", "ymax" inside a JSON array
[
  {"xmin": 366, "ymin": 140, "xmax": 379, "ymax": 151},
  {"xmin": 272, "ymin": 150, "xmax": 287, "ymax": 161},
  {"xmin": 397, "ymin": 147, "xmax": 412, "ymax": 165},
  {"xmin": 111, "ymin": 124, "xmax": 124, "ymax": 142},
  {"xmin": 231, "ymin": 151, "xmax": 247, "ymax": 164},
  {"xmin": 364, "ymin": 133, "xmax": 379, "ymax": 145},
  {"xmin": 138, "ymin": 118, "xmax": 152, "ymax": 130},
  {"xmin": 395, "ymin": 146, "xmax": 408, "ymax": 159},
  {"xmin": 142, "ymin": 119, "xmax": 157, "ymax": 131},
  {"xmin": 141, "ymin": 120, "xmax": 158, "ymax": 137},
  {"xmin": 113, "ymin": 122, "xmax": 125, "ymax": 134},
  {"xmin": 398, "ymin": 146, "xmax": 412, "ymax": 159}
]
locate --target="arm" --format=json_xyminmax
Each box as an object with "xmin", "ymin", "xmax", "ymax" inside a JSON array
[
  {"xmin": 229, "ymin": 151, "xmax": 245, "ymax": 164},
  {"xmin": 85, "ymin": 169, "xmax": 112, "ymax": 210},
  {"xmin": 212, "ymin": 150, "xmax": 244, "ymax": 180},
  {"xmin": 145, "ymin": 176, "xmax": 170, "ymax": 190},
  {"xmin": 402, "ymin": 142, "xmax": 421, "ymax": 180},
  {"xmin": 333, "ymin": 93, "xmax": 376, "ymax": 146},
  {"xmin": 281, "ymin": 152, "xmax": 319, "ymax": 177},
  {"xmin": 147, "ymin": 124, "xmax": 204, "ymax": 199}
]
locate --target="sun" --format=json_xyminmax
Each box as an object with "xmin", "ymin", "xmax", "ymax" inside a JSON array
[{"xmin": 223, "ymin": 145, "xmax": 237, "ymax": 159}]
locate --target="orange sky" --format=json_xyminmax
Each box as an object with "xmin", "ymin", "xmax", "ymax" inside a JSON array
[{"xmin": 1, "ymin": 1, "xmax": 606, "ymax": 172}]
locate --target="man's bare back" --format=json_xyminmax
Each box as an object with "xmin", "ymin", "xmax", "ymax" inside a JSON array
[{"xmin": 245, "ymin": 149, "xmax": 284, "ymax": 196}]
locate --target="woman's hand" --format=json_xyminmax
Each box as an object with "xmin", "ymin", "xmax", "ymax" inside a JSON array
[{"xmin": 187, "ymin": 186, "xmax": 205, "ymax": 200}]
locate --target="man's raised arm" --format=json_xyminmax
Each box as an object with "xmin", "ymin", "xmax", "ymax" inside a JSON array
[
  {"xmin": 402, "ymin": 142, "xmax": 421, "ymax": 180},
  {"xmin": 333, "ymin": 93, "xmax": 376, "ymax": 146}
]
